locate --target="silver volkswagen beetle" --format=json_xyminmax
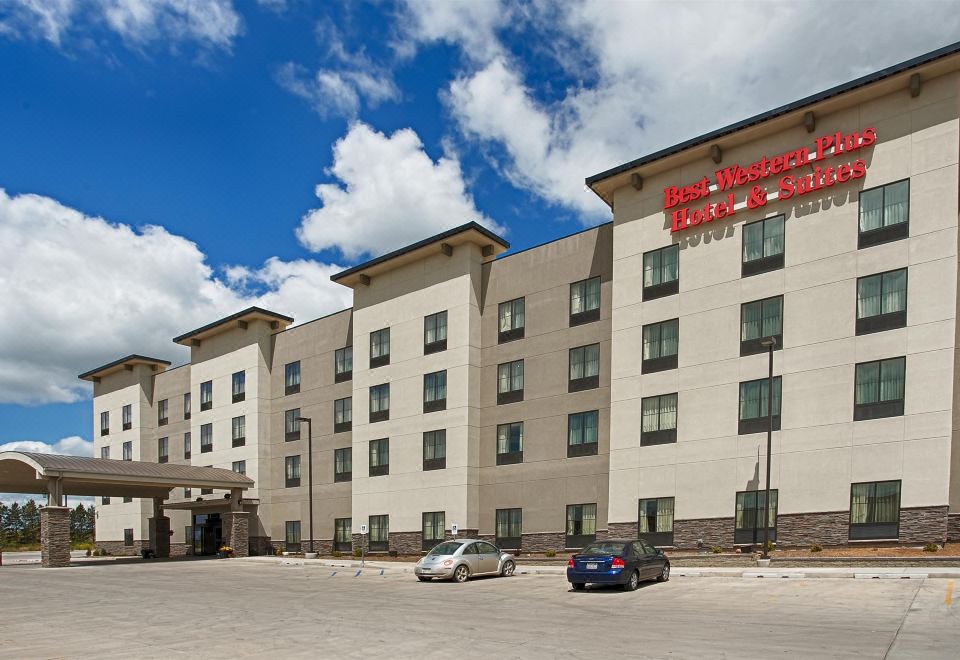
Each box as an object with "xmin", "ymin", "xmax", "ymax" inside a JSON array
[{"xmin": 415, "ymin": 539, "xmax": 516, "ymax": 582}]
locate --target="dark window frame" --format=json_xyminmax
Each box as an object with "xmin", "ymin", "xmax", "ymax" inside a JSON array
[
  {"xmin": 157, "ymin": 437, "xmax": 168, "ymax": 464},
  {"xmin": 642, "ymin": 244, "xmax": 680, "ymax": 301},
  {"xmin": 567, "ymin": 410, "xmax": 599, "ymax": 458},
  {"xmin": 334, "ymin": 447, "xmax": 352, "ymax": 483},
  {"xmin": 498, "ymin": 297, "xmax": 525, "ymax": 343},
  {"xmin": 497, "ymin": 359, "xmax": 524, "ymax": 405},
  {"xmin": 334, "ymin": 518, "xmax": 352, "ymax": 552},
  {"xmin": 122, "ymin": 404, "xmax": 132, "ymax": 431},
  {"xmin": 369, "ymin": 438, "xmax": 389, "ymax": 477},
  {"xmin": 284, "ymin": 361, "xmax": 300, "ymax": 396},
  {"xmin": 285, "ymin": 520, "xmax": 302, "ymax": 552},
  {"xmin": 158, "ymin": 399, "xmax": 168, "ymax": 426},
  {"xmin": 100, "ymin": 411, "xmax": 109, "ymax": 436},
  {"xmin": 496, "ymin": 422, "xmax": 523, "ymax": 465},
  {"xmin": 738, "ymin": 376, "xmax": 782, "ymax": 435},
  {"xmin": 422, "ymin": 511, "xmax": 446, "ymax": 550},
  {"xmin": 285, "ymin": 408, "xmax": 301, "ymax": 441},
  {"xmin": 642, "ymin": 318, "xmax": 679, "ymax": 374},
  {"xmin": 568, "ymin": 343, "xmax": 601, "ymax": 392},
  {"xmin": 849, "ymin": 479, "xmax": 902, "ymax": 540},
  {"xmin": 638, "ymin": 497, "xmax": 675, "ymax": 547},
  {"xmin": 495, "ymin": 508, "xmax": 522, "ymax": 550},
  {"xmin": 741, "ymin": 214, "xmax": 786, "ymax": 277},
  {"xmin": 232, "ymin": 371, "xmax": 246, "ymax": 403},
  {"xmin": 285, "ymin": 455, "xmax": 301, "ymax": 488},
  {"xmin": 735, "ymin": 489, "xmax": 778, "ymax": 545},
  {"xmin": 200, "ymin": 423, "xmax": 213, "ymax": 454},
  {"xmin": 183, "ymin": 392, "xmax": 191, "ymax": 420},
  {"xmin": 231, "ymin": 415, "xmax": 246, "ymax": 448},
  {"xmin": 740, "ymin": 296, "xmax": 784, "ymax": 356},
  {"xmin": 335, "ymin": 346, "xmax": 353, "ymax": 383},
  {"xmin": 123, "ymin": 529, "xmax": 134, "ymax": 547},
  {"xmin": 369, "ymin": 328, "xmax": 390, "ymax": 368},
  {"xmin": 854, "ymin": 357, "xmax": 906, "ymax": 421},
  {"xmin": 122, "ymin": 440, "xmax": 132, "ymax": 461},
  {"xmin": 856, "ymin": 268, "xmax": 907, "ymax": 335},
  {"xmin": 200, "ymin": 380, "xmax": 213, "ymax": 411},
  {"xmin": 640, "ymin": 393, "xmax": 678, "ymax": 446},
  {"xmin": 423, "ymin": 370, "xmax": 447, "ymax": 413},
  {"xmin": 569, "ymin": 276, "xmax": 602, "ymax": 326},
  {"xmin": 369, "ymin": 383, "xmax": 390, "ymax": 423},
  {"xmin": 334, "ymin": 396, "xmax": 352, "ymax": 433},
  {"xmin": 423, "ymin": 430, "xmax": 446, "ymax": 471},
  {"xmin": 368, "ymin": 515, "xmax": 389, "ymax": 552},
  {"xmin": 565, "ymin": 503, "xmax": 597, "ymax": 549},
  {"xmin": 424, "ymin": 311, "xmax": 448, "ymax": 354},
  {"xmin": 858, "ymin": 179, "xmax": 910, "ymax": 249}
]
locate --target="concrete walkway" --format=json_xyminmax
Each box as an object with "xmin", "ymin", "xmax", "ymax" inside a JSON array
[{"xmin": 237, "ymin": 555, "xmax": 960, "ymax": 579}]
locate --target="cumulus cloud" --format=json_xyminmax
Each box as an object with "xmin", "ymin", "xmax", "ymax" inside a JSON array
[
  {"xmin": 0, "ymin": 0, "xmax": 242, "ymax": 50},
  {"xmin": 403, "ymin": 0, "xmax": 960, "ymax": 220},
  {"xmin": 0, "ymin": 436, "xmax": 93, "ymax": 457},
  {"xmin": 276, "ymin": 62, "xmax": 399, "ymax": 119},
  {"xmin": 296, "ymin": 122, "xmax": 505, "ymax": 259},
  {"xmin": 0, "ymin": 188, "xmax": 350, "ymax": 405},
  {"xmin": 396, "ymin": 0, "xmax": 512, "ymax": 63}
]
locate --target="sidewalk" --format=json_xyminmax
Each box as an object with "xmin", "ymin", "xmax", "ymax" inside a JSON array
[{"xmin": 237, "ymin": 556, "xmax": 960, "ymax": 579}]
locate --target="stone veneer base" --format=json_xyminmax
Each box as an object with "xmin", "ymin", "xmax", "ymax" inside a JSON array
[{"xmin": 40, "ymin": 507, "xmax": 71, "ymax": 568}]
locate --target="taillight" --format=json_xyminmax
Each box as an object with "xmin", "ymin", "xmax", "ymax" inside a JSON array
[
  {"xmin": 612, "ymin": 557, "xmax": 625, "ymax": 569},
  {"xmin": 568, "ymin": 557, "xmax": 575, "ymax": 568}
]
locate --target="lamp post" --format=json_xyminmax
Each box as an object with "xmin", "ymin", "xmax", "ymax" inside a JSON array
[
  {"xmin": 297, "ymin": 416, "xmax": 314, "ymax": 554},
  {"xmin": 758, "ymin": 336, "xmax": 777, "ymax": 560}
]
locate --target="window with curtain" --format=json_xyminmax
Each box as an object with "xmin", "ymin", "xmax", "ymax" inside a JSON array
[
  {"xmin": 566, "ymin": 504, "xmax": 597, "ymax": 547},
  {"xmin": 284, "ymin": 408, "xmax": 301, "ymax": 440},
  {"xmin": 854, "ymin": 357, "xmax": 905, "ymax": 420},
  {"xmin": 100, "ymin": 446, "xmax": 109, "ymax": 459},
  {"xmin": 423, "ymin": 370, "xmax": 447, "ymax": 411},
  {"xmin": 568, "ymin": 411, "xmax": 599, "ymax": 457},
  {"xmin": 334, "ymin": 397, "xmax": 352, "ymax": 432},
  {"xmin": 334, "ymin": 518, "xmax": 352, "ymax": 550},
  {"xmin": 335, "ymin": 346, "xmax": 353, "ymax": 382},
  {"xmin": 642, "ymin": 318, "xmax": 679, "ymax": 373},
  {"xmin": 496, "ymin": 508, "xmax": 522, "ymax": 546},
  {"xmin": 741, "ymin": 296, "xmax": 783, "ymax": 355},
  {"xmin": 423, "ymin": 430, "xmax": 446, "ymax": 470},
  {"xmin": 122, "ymin": 404, "xmax": 132, "ymax": 430},
  {"xmin": 100, "ymin": 411, "xmax": 109, "ymax": 435},
  {"xmin": 369, "ymin": 514, "xmax": 389, "ymax": 551},
  {"xmin": 738, "ymin": 377, "xmax": 782, "ymax": 434},
  {"xmin": 859, "ymin": 180, "xmax": 909, "ymax": 233},
  {"xmin": 183, "ymin": 392, "xmax": 191, "ymax": 419},
  {"xmin": 498, "ymin": 298, "xmax": 525, "ymax": 342},
  {"xmin": 569, "ymin": 344, "xmax": 600, "ymax": 384},
  {"xmin": 232, "ymin": 460, "xmax": 246, "ymax": 476},
  {"xmin": 424, "ymin": 311, "xmax": 448, "ymax": 352},
  {"xmin": 742, "ymin": 215, "xmax": 785, "ymax": 274},
  {"xmin": 496, "ymin": 422, "xmax": 523, "ymax": 464},
  {"xmin": 370, "ymin": 328, "xmax": 390, "ymax": 366},
  {"xmin": 284, "ymin": 361, "xmax": 300, "ymax": 395},
  {"xmin": 497, "ymin": 360, "xmax": 524, "ymax": 404},
  {"xmin": 369, "ymin": 384, "xmax": 390, "ymax": 421},
  {"xmin": 850, "ymin": 480, "xmax": 901, "ymax": 540},
  {"xmin": 200, "ymin": 424, "xmax": 212, "ymax": 452},
  {"xmin": 183, "ymin": 432, "xmax": 191, "ymax": 459},
  {"xmin": 285, "ymin": 455, "xmax": 300, "ymax": 487},
  {"xmin": 231, "ymin": 415, "xmax": 245, "ymax": 447},
  {"xmin": 642, "ymin": 245, "xmax": 680, "ymax": 300},
  {"xmin": 735, "ymin": 490, "xmax": 778, "ymax": 544},
  {"xmin": 856, "ymin": 268, "xmax": 907, "ymax": 334},
  {"xmin": 158, "ymin": 437, "xmax": 168, "ymax": 463},
  {"xmin": 422, "ymin": 511, "xmax": 445, "ymax": 549},
  {"xmin": 334, "ymin": 447, "xmax": 352, "ymax": 481},
  {"xmin": 369, "ymin": 438, "xmax": 389, "ymax": 476},
  {"xmin": 157, "ymin": 399, "xmax": 168, "ymax": 425},
  {"xmin": 570, "ymin": 276, "xmax": 601, "ymax": 321},
  {"xmin": 641, "ymin": 393, "xmax": 678, "ymax": 445},
  {"xmin": 122, "ymin": 441, "xmax": 132, "ymax": 461},
  {"xmin": 232, "ymin": 371, "xmax": 245, "ymax": 402},
  {"xmin": 200, "ymin": 380, "xmax": 213, "ymax": 410},
  {"xmin": 639, "ymin": 497, "xmax": 674, "ymax": 533},
  {"xmin": 285, "ymin": 521, "xmax": 301, "ymax": 550}
]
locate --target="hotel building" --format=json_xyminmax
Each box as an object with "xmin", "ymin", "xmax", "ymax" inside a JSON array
[{"xmin": 83, "ymin": 43, "xmax": 960, "ymax": 555}]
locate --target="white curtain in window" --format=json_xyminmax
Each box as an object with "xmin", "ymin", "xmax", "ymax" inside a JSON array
[
  {"xmin": 764, "ymin": 216, "xmax": 784, "ymax": 257},
  {"xmin": 857, "ymin": 275, "xmax": 882, "ymax": 318},
  {"xmin": 879, "ymin": 359, "xmax": 905, "ymax": 402},
  {"xmin": 762, "ymin": 298, "xmax": 782, "ymax": 337},
  {"xmin": 742, "ymin": 302, "xmax": 761, "ymax": 341},
  {"xmin": 657, "ymin": 498, "xmax": 674, "ymax": 532},
  {"xmin": 743, "ymin": 222, "xmax": 764, "ymax": 262},
  {"xmin": 661, "ymin": 247, "xmax": 678, "ymax": 283},
  {"xmin": 642, "ymin": 324, "xmax": 660, "ymax": 360},
  {"xmin": 859, "ymin": 188, "xmax": 884, "ymax": 232},
  {"xmin": 642, "ymin": 397, "xmax": 660, "ymax": 432},
  {"xmin": 882, "ymin": 270, "xmax": 907, "ymax": 313},
  {"xmin": 855, "ymin": 363, "xmax": 879, "ymax": 405},
  {"xmin": 883, "ymin": 181, "xmax": 909, "ymax": 226},
  {"xmin": 659, "ymin": 394, "xmax": 677, "ymax": 430}
]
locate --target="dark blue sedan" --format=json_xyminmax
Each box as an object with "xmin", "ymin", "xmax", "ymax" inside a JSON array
[{"xmin": 566, "ymin": 539, "xmax": 670, "ymax": 591}]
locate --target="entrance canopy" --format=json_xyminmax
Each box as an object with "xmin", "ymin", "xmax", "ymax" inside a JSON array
[{"xmin": 0, "ymin": 452, "xmax": 253, "ymax": 501}]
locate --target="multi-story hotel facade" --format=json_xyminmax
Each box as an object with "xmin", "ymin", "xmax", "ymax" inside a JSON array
[{"xmin": 84, "ymin": 43, "xmax": 960, "ymax": 555}]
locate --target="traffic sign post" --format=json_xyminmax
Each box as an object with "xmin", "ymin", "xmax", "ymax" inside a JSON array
[
  {"xmin": 451, "ymin": 523, "xmax": 458, "ymax": 537},
  {"xmin": 359, "ymin": 524, "xmax": 367, "ymax": 567}
]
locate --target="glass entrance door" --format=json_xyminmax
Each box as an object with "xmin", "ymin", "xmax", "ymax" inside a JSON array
[{"xmin": 192, "ymin": 513, "xmax": 223, "ymax": 555}]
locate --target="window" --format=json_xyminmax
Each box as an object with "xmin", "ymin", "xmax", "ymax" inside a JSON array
[
  {"xmin": 570, "ymin": 276, "xmax": 601, "ymax": 326},
  {"xmin": 569, "ymin": 344, "xmax": 600, "ymax": 392},
  {"xmin": 369, "ymin": 515, "xmax": 389, "ymax": 552},
  {"xmin": 423, "ymin": 430, "xmax": 446, "ymax": 471},
  {"xmin": 200, "ymin": 423, "xmax": 213, "ymax": 453},
  {"xmin": 639, "ymin": 497, "xmax": 674, "ymax": 547},
  {"xmin": 100, "ymin": 411, "xmax": 109, "ymax": 436},
  {"xmin": 742, "ymin": 214, "xmax": 785, "ymax": 277},
  {"xmin": 200, "ymin": 381, "xmax": 213, "ymax": 411},
  {"xmin": 424, "ymin": 311, "xmax": 448, "ymax": 354},
  {"xmin": 183, "ymin": 432, "xmax": 191, "ymax": 460},
  {"xmin": 496, "ymin": 422, "xmax": 523, "ymax": 465},
  {"xmin": 735, "ymin": 490, "xmax": 778, "ymax": 545},
  {"xmin": 231, "ymin": 415, "xmax": 246, "ymax": 447},
  {"xmin": 423, "ymin": 370, "xmax": 447, "ymax": 412},
  {"xmin": 334, "ymin": 447, "xmax": 352, "ymax": 483},
  {"xmin": 850, "ymin": 480, "xmax": 901, "ymax": 540},
  {"xmin": 335, "ymin": 346, "xmax": 353, "ymax": 383},
  {"xmin": 642, "ymin": 318, "xmax": 679, "ymax": 374},
  {"xmin": 285, "ymin": 455, "xmax": 301, "ymax": 488},
  {"xmin": 232, "ymin": 460, "xmax": 246, "ymax": 476},
  {"xmin": 642, "ymin": 244, "xmax": 679, "ymax": 300},
  {"xmin": 370, "ymin": 328, "xmax": 390, "ymax": 368},
  {"xmin": 568, "ymin": 411, "xmax": 599, "ymax": 457},
  {"xmin": 738, "ymin": 377, "xmax": 782, "ymax": 434},
  {"xmin": 855, "ymin": 357, "xmax": 905, "ymax": 420},
  {"xmin": 122, "ymin": 404, "xmax": 132, "ymax": 430},
  {"xmin": 641, "ymin": 393, "xmax": 678, "ymax": 446},
  {"xmin": 496, "ymin": 508, "xmax": 522, "ymax": 549},
  {"xmin": 284, "ymin": 361, "xmax": 300, "ymax": 395},
  {"xmin": 123, "ymin": 496, "xmax": 132, "ymax": 504},
  {"xmin": 566, "ymin": 503, "xmax": 597, "ymax": 549},
  {"xmin": 285, "ymin": 409, "xmax": 301, "ymax": 441},
  {"xmin": 183, "ymin": 392, "xmax": 191, "ymax": 420},
  {"xmin": 497, "ymin": 360, "xmax": 524, "ymax": 404},
  {"xmin": 334, "ymin": 397, "xmax": 352, "ymax": 433},
  {"xmin": 369, "ymin": 384, "xmax": 390, "ymax": 422},
  {"xmin": 158, "ymin": 399, "xmax": 168, "ymax": 426},
  {"xmin": 498, "ymin": 298, "xmax": 525, "ymax": 343},
  {"xmin": 101, "ymin": 496, "xmax": 110, "ymax": 505},
  {"xmin": 100, "ymin": 446, "xmax": 109, "ymax": 459},
  {"xmin": 285, "ymin": 520, "xmax": 301, "ymax": 552},
  {"xmin": 232, "ymin": 371, "xmax": 245, "ymax": 403},
  {"xmin": 422, "ymin": 511, "xmax": 445, "ymax": 550},
  {"xmin": 334, "ymin": 518, "xmax": 352, "ymax": 552},
  {"xmin": 369, "ymin": 438, "xmax": 389, "ymax": 477},
  {"xmin": 158, "ymin": 437, "xmax": 168, "ymax": 464},
  {"xmin": 857, "ymin": 268, "xmax": 907, "ymax": 335},
  {"xmin": 741, "ymin": 296, "xmax": 783, "ymax": 356},
  {"xmin": 123, "ymin": 529, "xmax": 134, "ymax": 547},
  {"xmin": 184, "ymin": 488, "xmax": 191, "ymax": 499},
  {"xmin": 859, "ymin": 179, "xmax": 909, "ymax": 248},
  {"xmin": 122, "ymin": 441, "xmax": 132, "ymax": 461},
  {"xmin": 201, "ymin": 467, "xmax": 212, "ymax": 495}
]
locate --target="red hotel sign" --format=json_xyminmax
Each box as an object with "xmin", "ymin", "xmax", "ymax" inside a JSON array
[{"xmin": 665, "ymin": 128, "xmax": 876, "ymax": 232}]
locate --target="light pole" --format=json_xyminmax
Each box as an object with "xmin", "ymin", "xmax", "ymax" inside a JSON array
[
  {"xmin": 759, "ymin": 336, "xmax": 777, "ymax": 560},
  {"xmin": 297, "ymin": 416, "xmax": 314, "ymax": 554}
]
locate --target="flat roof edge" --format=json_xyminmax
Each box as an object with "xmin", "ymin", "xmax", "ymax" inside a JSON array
[
  {"xmin": 172, "ymin": 306, "xmax": 294, "ymax": 345},
  {"xmin": 78, "ymin": 354, "xmax": 172, "ymax": 381}
]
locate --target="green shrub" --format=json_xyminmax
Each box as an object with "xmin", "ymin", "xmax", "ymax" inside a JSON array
[
  {"xmin": 545, "ymin": 550, "xmax": 557, "ymax": 558},
  {"xmin": 332, "ymin": 550, "xmax": 342, "ymax": 558},
  {"xmin": 764, "ymin": 541, "xmax": 776, "ymax": 552},
  {"xmin": 85, "ymin": 548, "xmax": 92, "ymax": 557},
  {"xmin": 810, "ymin": 544, "xmax": 823, "ymax": 553},
  {"xmin": 711, "ymin": 546, "xmax": 723, "ymax": 554},
  {"xmin": 923, "ymin": 542, "xmax": 939, "ymax": 553},
  {"xmin": 353, "ymin": 548, "xmax": 363, "ymax": 557}
]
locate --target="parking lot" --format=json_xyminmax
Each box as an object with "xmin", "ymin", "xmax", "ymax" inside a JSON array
[{"xmin": 1, "ymin": 559, "xmax": 957, "ymax": 659}]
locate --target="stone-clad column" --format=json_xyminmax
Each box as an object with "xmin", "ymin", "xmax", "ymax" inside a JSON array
[
  {"xmin": 149, "ymin": 517, "xmax": 171, "ymax": 558},
  {"xmin": 224, "ymin": 512, "xmax": 249, "ymax": 557},
  {"xmin": 40, "ymin": 506, "xmax": 71, "ymax": 568}
]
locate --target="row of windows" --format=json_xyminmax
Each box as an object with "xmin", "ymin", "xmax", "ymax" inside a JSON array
[
  {"xmin": 642, "ymin": 179, "xmax": 911, "ymax": 302},
  {"xmin": 636, "ymin": 479, "xmax": 903, "ymax": 546}
]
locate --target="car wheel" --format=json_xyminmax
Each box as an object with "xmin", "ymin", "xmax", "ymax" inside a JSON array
[
  {"xmin": 571, "ymin": 583, "xmax": 586, "ymax": 591},
  {"xmin": 417, "ymin": 576, "xmax": 432, "ymax": 582},
  {"xmin": 500, "ymin": 560, "xmax": 516, "ymax": 577},
  {"xmin": 657, "ymin": 563, "xmax": 670, "ymax": 582},
  {"xmin": 453, "ymin": 564, "xmax": 470, "ymax": 583},
  {"xmin": 622, "ymin": 570, "xmax": 640, "ymax": 591}
]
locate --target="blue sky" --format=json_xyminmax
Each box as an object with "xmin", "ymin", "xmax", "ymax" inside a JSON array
[{"xmin": 1, "ymin": 0, "xmax": 959, "ymax": 474}]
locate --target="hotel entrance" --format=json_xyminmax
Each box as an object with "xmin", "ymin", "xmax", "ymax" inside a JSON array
[{"xmin": 192, "ymin": 513, "xmax": 223, "ymax": 556}]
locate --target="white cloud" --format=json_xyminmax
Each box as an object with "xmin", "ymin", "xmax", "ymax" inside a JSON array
[
  {"xmin": 0, "ymin": 188, "xmax": 351, "ymax": 405},
  {"xmin": 0, "ymin": 0, "xmax": 242, "ymax": 50},
  {"xmin": 0, "ymin": 436, "xmax": 93, "ymax": 457},
  {"xmin": 276, "ymin": 62, "xmax": 399, "ymax": 119},
  {"xmin": 396, "ymin": 0, "xmax": 511, "ymax": 63},
  {"xmin": 296, "ymin": 122, "xmax": 505, "ymax": 260},
  {"xmin": 404, "ymin": 0, "xmax": 960, "ymax": 220}
]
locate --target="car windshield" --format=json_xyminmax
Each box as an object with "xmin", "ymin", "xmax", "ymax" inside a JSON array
[
  {"xmin": 579, "ymin": 542, "xmax": 627, "ymax": 556},
  {"xmin": 428, "ymin": 541, "xmax": 464, "ymax": 556}
]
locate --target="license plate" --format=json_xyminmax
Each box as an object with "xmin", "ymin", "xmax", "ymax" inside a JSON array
[{"xmin": 586, "ymin": 562, "xmax": 598, "ymax": 570}]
